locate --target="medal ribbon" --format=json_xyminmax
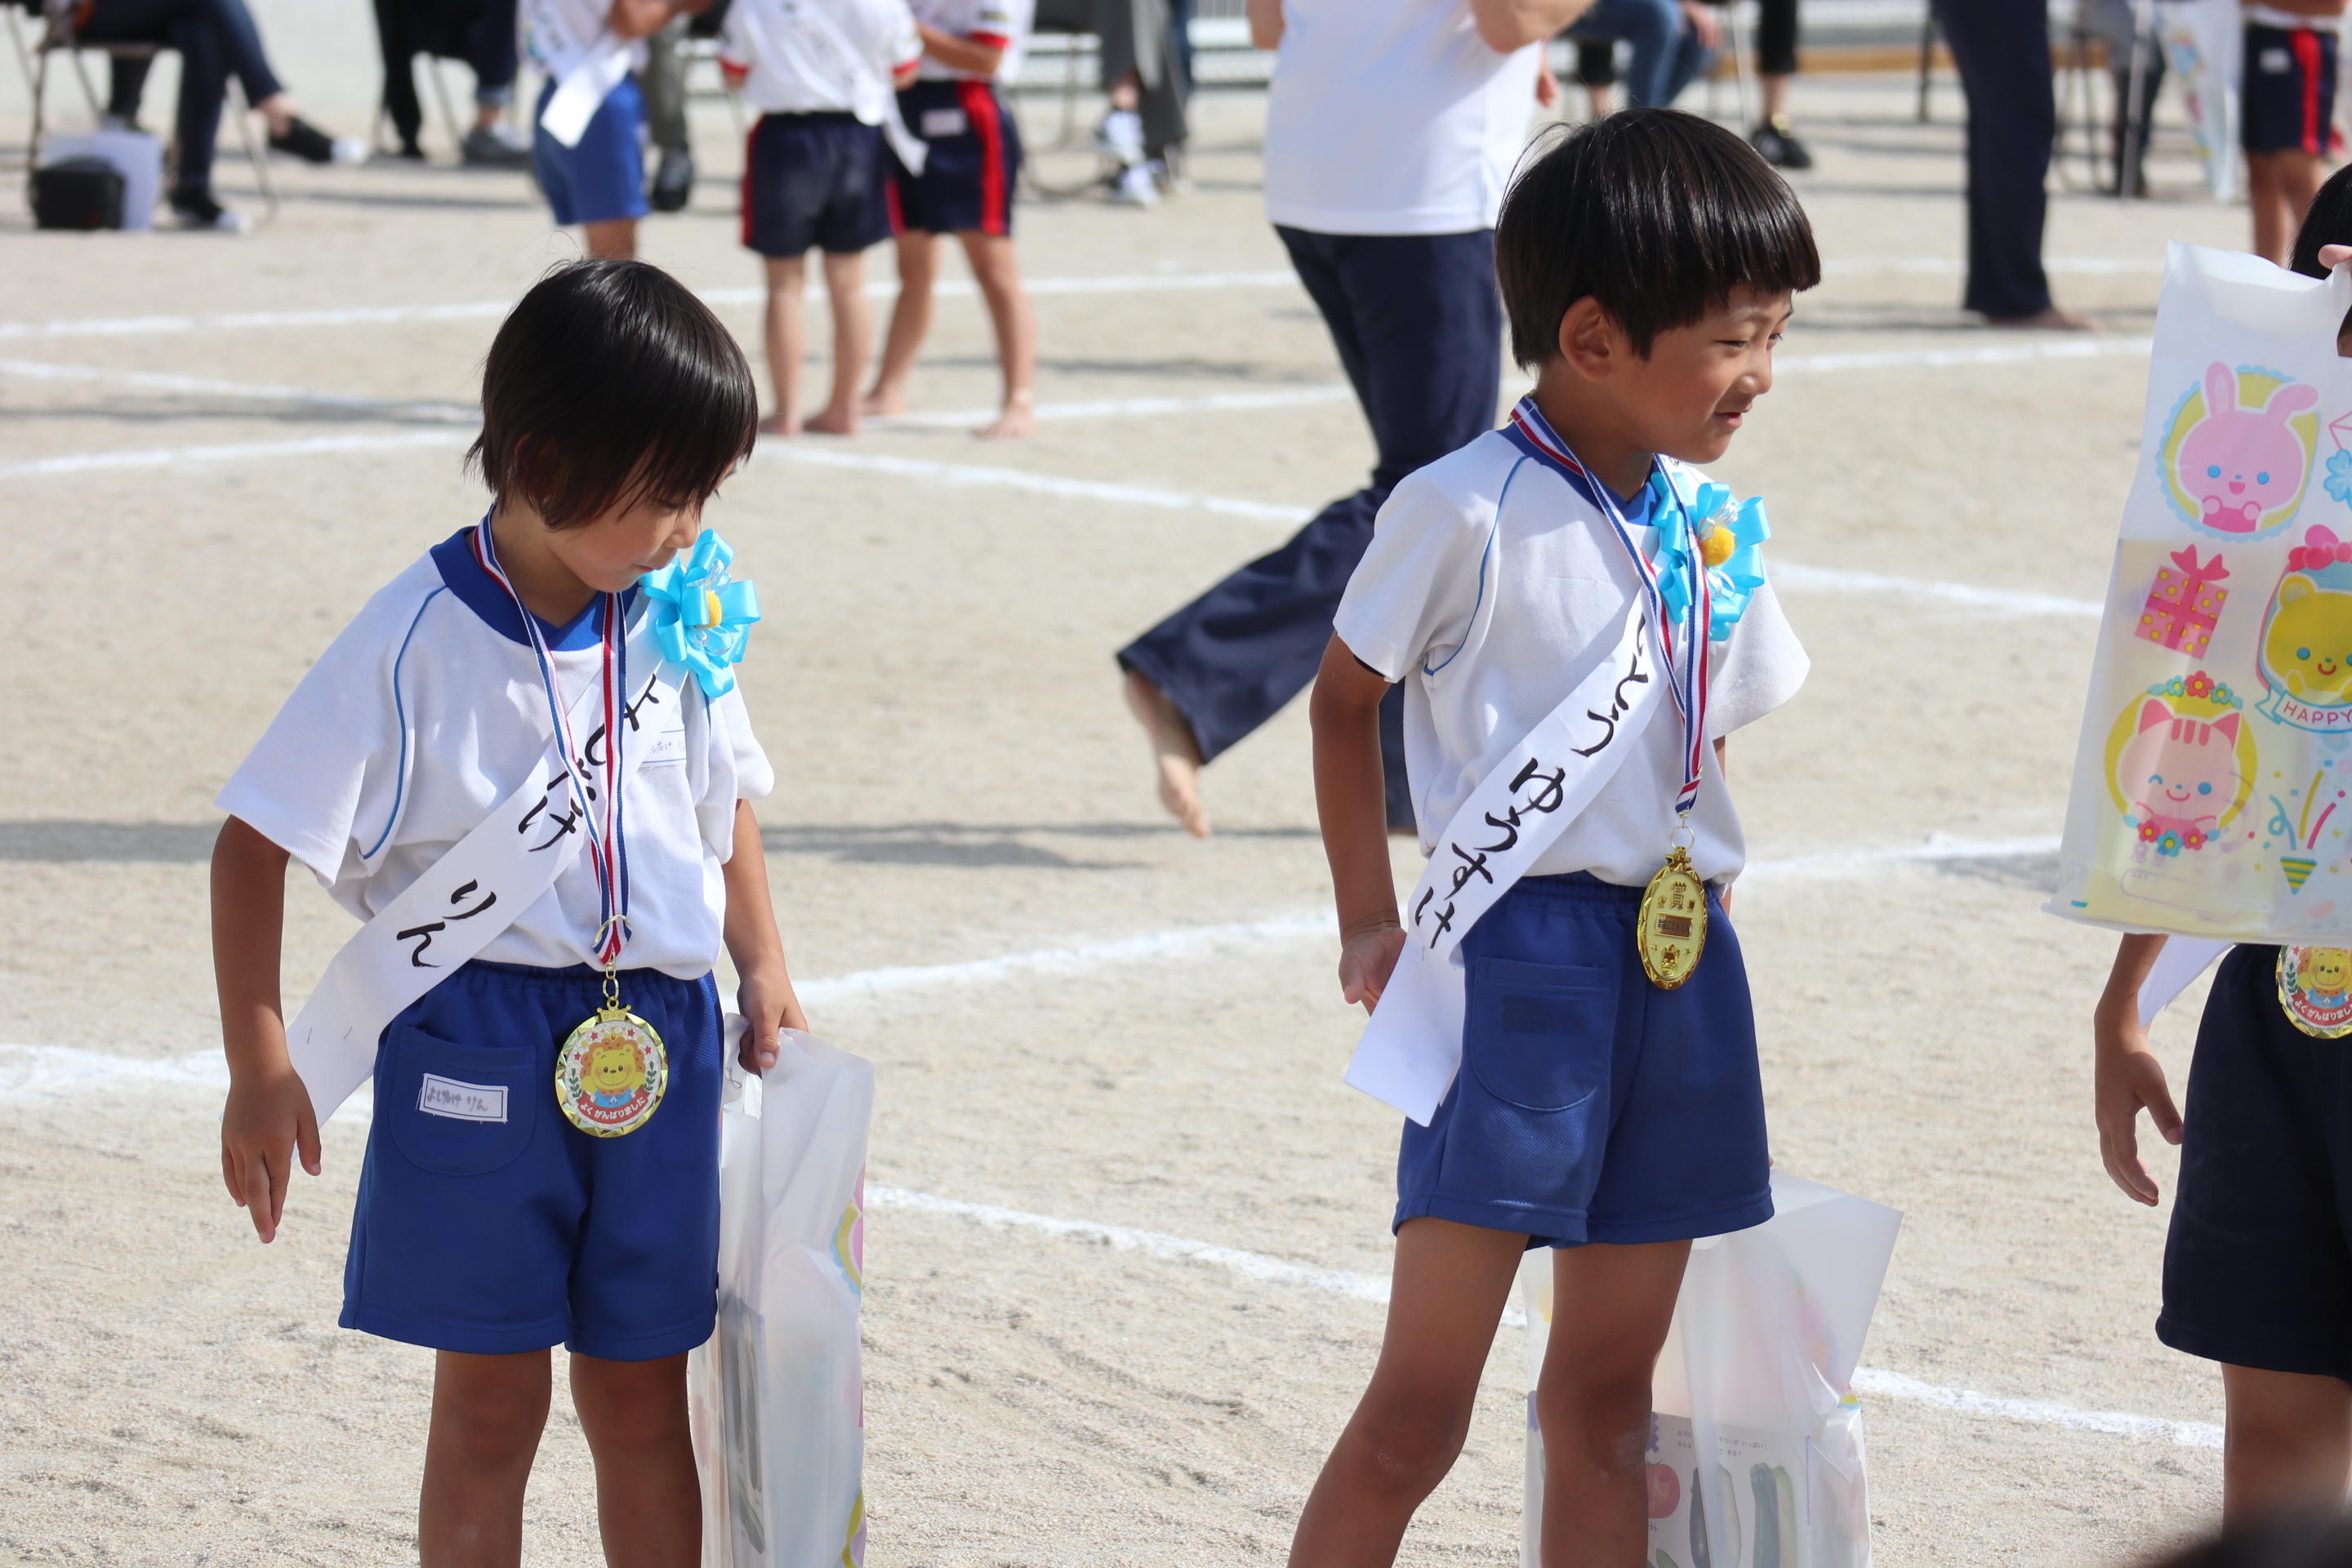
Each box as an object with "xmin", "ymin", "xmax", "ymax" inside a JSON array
[
  {"xmin": 472, "ymin": 517, "xmax": 631, "ymax": 968},
  {"xmin": 1503, "ymin": 395, "xmax": 1711, "ymax": 814}
]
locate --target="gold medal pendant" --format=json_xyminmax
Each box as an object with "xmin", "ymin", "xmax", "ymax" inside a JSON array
[
  {"xmin": 1637, "ymin": 844, "xmax": 1708, "ymax": 990},
  {"xmin": 2277, "ymin": 946, "xmax": 2352, "ymax": 1039},
  {"xmin": 555, "ymin": 968, "xmax": 668, "ymax": 1136}
]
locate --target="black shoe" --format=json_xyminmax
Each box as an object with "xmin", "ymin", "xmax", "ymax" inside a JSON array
[
  {"xmin": 1748, "ymin": 114, "xmax": 1813, "ymax": 171},
  {"xmin": 269, "ymin": 115, "xmax": 364, "ymax": 165},
  {"xmin": 167, "ymin": 185, "xmax": 251, "ymax": 232},
  {"xmin": 649, "ymin": 148, "xmax": 693, "ymax": 212}
]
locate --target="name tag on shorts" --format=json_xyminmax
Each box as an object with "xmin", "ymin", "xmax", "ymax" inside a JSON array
[
  {"xmin": 419, "ymin": 1073, "xmax": 509, "ymax": 1122},
  {"xmin": 920, "ymin": 107, "xmax": 969, "ymax": 139},
  {"xmin": 2262, "ymin": 47, "xmax": 2292, "ymax": 73}
]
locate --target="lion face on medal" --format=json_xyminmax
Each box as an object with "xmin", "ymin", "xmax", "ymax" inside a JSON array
[
  {"xmin": 2278, "ymin": 946, "xmax": 2352, "ymax": 1037},
  {"xmin": 556, "ymin": 1007, "xmax": 668, "ymax": 1135}
]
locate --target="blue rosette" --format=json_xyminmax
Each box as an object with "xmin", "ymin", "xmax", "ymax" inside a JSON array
[
  {"xmin": 638, "ymin": 529, "xmax": 761, "ymax": 697},
  {"xmin": 1650, "ymin": 474, "xmax": 1771, "ymax": 644}
]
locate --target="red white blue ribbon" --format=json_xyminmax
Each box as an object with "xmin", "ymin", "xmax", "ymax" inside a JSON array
[
  {"xmin": 472, "ymin": 519, "xmax": 630, "ymax": 967},
  {"xmin": 1503, "ymin": 394, "xmax": 1711, "ymax": 815}
]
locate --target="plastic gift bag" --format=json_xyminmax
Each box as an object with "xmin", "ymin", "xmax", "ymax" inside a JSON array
[
  {"xmin": 689, "ymin": 1024, "xmax": 875, "ymax": 1568},
  {"xmin": 2159, "ymin": 0, "xmax": 2240, "ymax": 203},
  {"xmin": 1518, "ymin": 1173, "xmax": 1901, "ymax": 1568},
  {"xmin": 2051, "ymin": 244, "xmax": 2352, "ymax": 942}
]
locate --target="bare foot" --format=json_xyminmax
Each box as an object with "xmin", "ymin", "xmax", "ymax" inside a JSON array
[
  {"xmin": 858, "ymin": 387, "xmax": 906, "ymax": 418},
  {"xmin": 756, "ymin": 410, "xmax": 800, "ymax": 436},
  {"xmin": 1982, "ymin": 305, "xmax": 2096, "ymax": 332},
  {"xmin": 803, "ymin": 406, "xmax": 858, "ymax": 436},
  {"xmin": 975, "ymin": 399, "xmax": 1036, "ymax": 439},
  {"xmin": 1123, "ymin": 668, "xmax": 1209, "ymax": 839}
]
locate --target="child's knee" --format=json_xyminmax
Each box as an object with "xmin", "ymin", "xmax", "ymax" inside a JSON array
[
  {"xmin": 432, "ymin": 1375, "xmax": 550, "ymax": 1462},
  {"xmin": 1347, "ymin": 1387, "xmax": 1476, "ymax": 1489},
  {"xmin": 1535, "ymin": 1367, "xmax": 1654, "ymax": 1459}
]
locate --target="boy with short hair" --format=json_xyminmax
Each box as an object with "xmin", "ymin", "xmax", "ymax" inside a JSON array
[
  {"xmin": 860, "ymin": 0, "xmax": 1039, "ymax": 439},
  {"xmin": 1299, "ymin": 109, "xmax": 1816, "ymax": 1565},
  {"xmin": 214, "ymin": 260, "xmax": 803, "ymax": 1564},
  {"xmin": 721, "ymin": 0, "xmax": 925, "ymax": 434},
  {"xmin": 526, "ymin": 0, "xmax": 712, "ymax": 258}
]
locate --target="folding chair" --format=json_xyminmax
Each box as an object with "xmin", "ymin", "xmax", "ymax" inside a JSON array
[
  {"xmin": 21, "ymin": 0, "xmax": 275, "ymax": 219},
  {"xmin": 1699, "ymin": 0, "xmax": 1753, "ymax": 128}
]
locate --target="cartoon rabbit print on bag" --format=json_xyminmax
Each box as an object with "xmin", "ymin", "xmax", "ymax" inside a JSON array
[
  {"xmin": 2116, "ymin": 698, "xmax": 2247, "ymax": 853},
  {"xmin": 2177, "ymin": 361, "xmax": 2320, "ymax": 532}
]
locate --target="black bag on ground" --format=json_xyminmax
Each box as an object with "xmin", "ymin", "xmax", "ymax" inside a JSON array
[{"xmin": 32, "ymin": 157, "xmax": 126, "ymax": 230}]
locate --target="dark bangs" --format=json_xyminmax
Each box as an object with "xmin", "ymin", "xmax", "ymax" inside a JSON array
[
  {"xmin": 468, "ymin": 259, "xmax": 758, "ymax": 528},
  {"xmin": 2289, "ymin": 162, "xmax": 2352, "ymax": 277},
  {"xmin": 1494, "ymin": 108, "xmax": 1821, "ymax": 366}
]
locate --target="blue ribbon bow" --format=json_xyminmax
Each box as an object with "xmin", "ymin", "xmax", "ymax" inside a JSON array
[
  {"xmin": 638, "ymin": 529, "xmax": 761, "ymax": 697},
  {"xmin": 1650, "ymin": 474, "xmax": 1771, "ymax": 644}
]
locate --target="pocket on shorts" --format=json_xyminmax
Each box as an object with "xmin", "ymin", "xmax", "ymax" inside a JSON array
[
  {"xmin": 1465, "ymin": 957, "xmax": 1613, "ymax": 1112},
  {"xmin": 386, "ymin": 1024, "xmax": 537, "ymax": 1177}
]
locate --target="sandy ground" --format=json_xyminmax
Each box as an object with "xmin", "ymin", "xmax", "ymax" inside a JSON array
[{"xmin": 0, "ymin": 14, "xmax": 2286, "ymax": 1564}]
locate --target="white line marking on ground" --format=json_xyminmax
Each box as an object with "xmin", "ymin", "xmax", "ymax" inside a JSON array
[
  {"xmin": 0, "ymin": 429, "xmax": 468, "ymax": 479},
  {"xmin": 1777, "ymin": 338, "xmax": 2154, "ymax": 376},
  {"xmin": 1822, "ymin": 256, "xmax": 2163, "ymax": 275},
  {"xmin": 869, "ymin": 385, "xmax": 1356, "ymax": 428},
  {"xmin": 755, "ymin": 442, "xmax": 1312, "ymax": 521},
  {"xmin": 1847, "ymin": 1368, "xmax": 2221, "ymax": 1449},
  {"xmin": 795, "ymin": 913, "xmax": 1335, "ymax": 1004},
  {"xmin": 0, "ymin": 358, "xmax": 479, "ymax": 423},
  {"xmin": 1771, "ymin": 562, "xmax": 2104, "ymax": 617}
]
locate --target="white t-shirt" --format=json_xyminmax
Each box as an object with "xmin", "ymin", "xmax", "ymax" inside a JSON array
[
  {"xmin": 1263, "ymin": 0, "xmax": 1544, "ymax": 237},
  {"xmin": 524, "ymin": 0, "xmax": 649, "ymax": 80},
  {"xmin": 1334, "ymin": 428, "xmax": 1810, "ymax": 888},
  {"xmin": 722, "ymin": 0, "xmax": 923, "ymax": 117},
  {"xmin": 909, "ymin": 0, "xmax": 1031, "ymax": 81},
  {"xmin": 217, "ymin": 529, "xmax": 775, "ymax": 980}
]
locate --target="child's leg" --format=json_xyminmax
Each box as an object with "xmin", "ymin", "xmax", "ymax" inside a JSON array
[
  {"xmin": 2249, "ymin": 153, "xmax": 2292, "ymax": 265},
  {"xmin": 805, "ymin": 250, "xmax": 871, "ymax": 435},
  {"xmin": 419, "ymin": 1349, "xmax": 553, "ymax": 1568},
  {"xmin": 584, "ymin": 219, "xmax": 637, "ymax": 261},
  {"xmin": 956, "ymin": 230, "xmax": 1036, "ymax": 439},
  {"xmin": 1289, "ymin": 1218, "xmax": 1526, "ymax": 1566},
  {"xmin": 761, "ymin": 254, "xmax": 811, "ymax": 435},
  {"xmin": 571, "ymin": 1351, "xmax": 702, "ymax": 1568},
  {"xmin": 863, "ymin": 231, "xmax": 938, "ymax": 417},
  {"xmin": 2278, "ymin": 149, "xmax": 2332, "ymax": 259},
  {"xmin": 2222, "ymin": 1363, "xmax": 2352, "ymax": 1523},
  {"xmin": 1535, "ymin": 1240, "xmax": 1692, "ymax": 1568}
]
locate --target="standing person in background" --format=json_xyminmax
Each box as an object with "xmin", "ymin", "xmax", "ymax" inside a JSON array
[
  {"xmin": 1748, "ymin": 0, "xmax": 1811, "ymax": 168},
  {"xmin": 1094, "ymin": 0, "xmax": 1189, "ymax": 205},
  {"xmin": 859, "ymin": 0, "xmax": 1040, "ymax": 438},
  {"xmin": 642, "ymin": 15, "xmax": 697, "ymax": 210},
  {"xmin": 2240, "ymin": 0, "xmax": 2347, "ymax": 265},
  {"xmin": 526, "ymin": 0, "xmax": 710, "ymax": 257},
  {"xmin": 1927, "ymin": 0, "xmax": 2091, "ymax": 329},
  {"xmin": 1115, "ymin": 0, "xmax": 1588, "ymax": 839},
  {"xmin": 372, "ymin": 0, "xmax": 533, "ymax": 167},
  {"xmin": 1561, "ymin": 0, "xmax": 1717, "ymax": 112}
]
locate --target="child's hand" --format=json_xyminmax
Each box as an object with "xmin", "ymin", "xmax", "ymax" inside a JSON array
[
  {"xmin": 2323, "ymin": 244, "xmax": 2352, "ymax": 270},
  {"xmin": 220, "ymin": 1067, "xmax": 321, "ymax": 1245},
  {"xmin": 1339, "ymin": 924, "xmax": 1408, "ymax": 1014},
  {"xmin": 2093, "ymin": 990, "xmax": 2183, "ymax": 1207},
  {"xmin": 736, "ymin": 964, "xmax": 808, "ymax": 1075}
]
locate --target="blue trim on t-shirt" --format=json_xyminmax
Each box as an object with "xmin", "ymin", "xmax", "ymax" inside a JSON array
[
  {"xmin": 428, "ymin": 525, "xmax": 639, "ymax": 651},
  {"xmin": 363, "ymin": 586, "xmax": 448, "ymax": 860}
]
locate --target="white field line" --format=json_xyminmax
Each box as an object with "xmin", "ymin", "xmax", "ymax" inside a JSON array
[
  {"xmin": 0, "ymin": 429, "xmax": 470, "ymax": 478},
  {"xmin": 754, "ymin": 441, "xmax": 1312, "ymax": 522},
  {"xmin": 1822, "ymin": 256, "xmax": 2163, "ymax": 275},
  {"xmin": 1776, "ymin": 337, "xmax": 2154, "ymax": 376},
  {"xmin": 1771, "ymin": 562, "xmax": 2103, "ymax": 617},
  {"xmin": 1846, "ymin": 1367, "xmax": 2221, "ymax": 1449},
  {"xmin": 869, "ymin": 385, "xmax": 1355, "ymax": 428}
]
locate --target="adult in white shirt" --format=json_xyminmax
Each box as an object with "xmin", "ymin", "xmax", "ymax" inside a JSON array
[{"xmin": 1116, "ymin": 0, "xmax": 1592, "ymax": 839}]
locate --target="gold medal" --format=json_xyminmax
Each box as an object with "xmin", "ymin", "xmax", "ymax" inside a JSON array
[
  {"xmin": 1637, "ymin": 844, "xmax": 1708, "ymax": 990},
  {"xmin": 2277, "ymin": 945, "xmax": 2352, "ymax": 1038},
  {"xmin": 555, "ymin": 966, "xmax": 668, "ymax": 1136}
]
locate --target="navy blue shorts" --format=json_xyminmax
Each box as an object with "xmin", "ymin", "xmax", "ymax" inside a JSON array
[
  {"xmin": 341, "ymin": 960, "xmax": 723, "ymax": 1361},
  {"xmin": 1396, "ymin": 873, "xmax": 1772, "ymax": 1248},
  {"xmin": 888, "ymin": 80, "xmax": 1020, "ymax": 236},
  {"xmin": 532, "ymin": 74, "xmax": 650, "ymax": 228},
  {"xmin": 2162, "ymin": 945, "xmax": 2352, "ymax": 1382},
  {"xmin": 742, "ymin": 111, "xmax": 890, "ymax": 257},
  {"xmin": 2243, "ymin": 24, "xmax": 2341, "ymax": 156}
]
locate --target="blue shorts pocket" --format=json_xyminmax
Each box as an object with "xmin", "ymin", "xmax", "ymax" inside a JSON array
[
  {"xmin": 386, "ymin": 1024, "xmax": 537, "ymax": 1177},
  {"xmin": 1466, "ymin": 957, "xmax": 1613, "ymax": 1112}
]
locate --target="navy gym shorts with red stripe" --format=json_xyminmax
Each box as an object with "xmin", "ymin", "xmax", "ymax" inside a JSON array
[
  {"xmin": 886, "ymin": 78, "xmax": 1021, "ymax": 237},
  {"xmin": 2243, "ymin": 24, "xmax": 2342, "ymax": 158}
]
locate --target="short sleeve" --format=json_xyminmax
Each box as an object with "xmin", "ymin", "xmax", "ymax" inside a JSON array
[
  {"xmin": 1705, "ymin": 578, "xmax": 1808, "ymax": 737},
  {"xmin": 693, "ymin": 680, "xmax": 774, "ymax": 862},
  {"xmin": 717, "ymin": 0, "xmax": 750, "ymax": 68},
  {"xmin": 882, "ymin": 0, "xmax": 920, "ymax": 67},
  {"xmin": 1332, "ymin": 466, "xmax": 1494, "ymax": 683}
]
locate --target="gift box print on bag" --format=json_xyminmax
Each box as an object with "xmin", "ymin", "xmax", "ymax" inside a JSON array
[{"xmin": 2137, "ymin": 547, "xmax": 2231, "ymax": 656}]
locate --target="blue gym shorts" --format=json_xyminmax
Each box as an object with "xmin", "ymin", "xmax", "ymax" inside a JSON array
[
  {"xmin": 532, "ymin": 74, "xmax": 652, "ymax": 228},
  {"xmin": 2243, "ymin": 24, "xmax": 2341, "ymax": 158},
  {"xmin": 887, "ymin": 79, "xmax": 1020, "ymax": 237},
  {"xmin": 1396, "ymin": 872, "xmax": 1773, "ymax": 1249},
  {"xmin": 742, "ymin": 111, "xmax": 891, "ymax": 257},
  {"xmin": 341, "ymin": 959, "xmax": 723, "ymax": 1361},
  {"xmin": 2161, "ymin": 944, "xmax": 2352, "ymax": 1383}
]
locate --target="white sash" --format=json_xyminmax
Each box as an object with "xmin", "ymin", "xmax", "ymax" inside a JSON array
[
  {"xmin": 768, "ymin": 0, "xmax": 929, "ymax": 173},
  {"xmin": 1343, "ymin": 599, "xmax": 1668, "ymax": 1124},
  {"xmin": 286, "ymin": 607, "xmax": 682, "ymax": 1125},
  {"xmin": 527, "ymin": 0, "xmax": 635, "ymax": 149}
]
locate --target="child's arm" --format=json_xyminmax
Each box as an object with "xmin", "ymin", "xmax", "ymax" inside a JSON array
[
  {"xmin": 2093, "ymin": 933, "xmax": 2185, "ymax": 1207},
  {"xmin": 610, "ymin": 0, "xmax": 710, "ymax": 41},
  {"xmin": 722, "ymin": 799, "xmax": 808, "ymax": 1072},
  {"xmin": 1246, "ymin": 0, "xmax": 1282, "ymax": 50},
  {"xmin": 214, "ymin": 816, "xmax": 320, "ymax": 1245},
  {"xmin": 1309, "ymin": 635, "xmax": 1407, "ymax": 1013},
  {"xmin": 915, "ymin": 23, "xmax": 1004, "ymax": 75}
]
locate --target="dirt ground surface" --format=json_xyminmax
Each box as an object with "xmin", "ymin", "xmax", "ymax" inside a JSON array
[{"xmin": 0, "ymin": 10, "xmax": 2281, "ymax": 1565}]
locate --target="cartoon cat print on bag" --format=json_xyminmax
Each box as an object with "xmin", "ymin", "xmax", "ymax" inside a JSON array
[
  {"xmin": 2172, "ymin": 361, "xmax": 2320, "ymax": 534},
  {"xmin": 2116, "ymin": 698, "xmax": 2246, "ymax": 855}
]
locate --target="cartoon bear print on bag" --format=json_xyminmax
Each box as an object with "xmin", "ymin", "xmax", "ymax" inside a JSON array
[
  {"xmin": 2176, "ymin": 361, "xmax": 2321, "ymax": 533},
  {"xmin": 2265, "ymin": 573, "xmax": 2352, "ymax": 705},
  {"xmin": 2116, "ymin": 698, "xmax": 2247, "ymax": 854}
]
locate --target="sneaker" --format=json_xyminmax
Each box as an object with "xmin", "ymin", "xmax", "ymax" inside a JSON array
[
  {"xmin": 1748, "ymin": 114, "xmax": 1812, "ymax": 171},
  {"xmin": 648, "ymin": 148, "xmax": 693, "ymax": 212},
  {"xmin": 1110, "ymin": 158, "xmax": 1159, "ymax": 206},
  {"xmin": 1094, "ymin": 109, "xmax": 1144, "ymax": 166},
  {"xmin": 167, "ymin": 186, "xmax": 252, "ymax": 232},
  {"xmin": 270, "ymin": 115, "xmax": 364, "ymax": 164},
  {"xmin": 461, "ymin": 122, "xmax": 532, "ymax": 169}
]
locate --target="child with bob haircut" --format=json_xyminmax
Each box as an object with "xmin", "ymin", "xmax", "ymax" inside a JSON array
[
  {"xmin": 213, "ymin": 258, "xmax": 805, "ymax": 1566},
  {"xmin": 1300, "ymin": 109, "xmax": 1818, "ymax": 1566}
]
